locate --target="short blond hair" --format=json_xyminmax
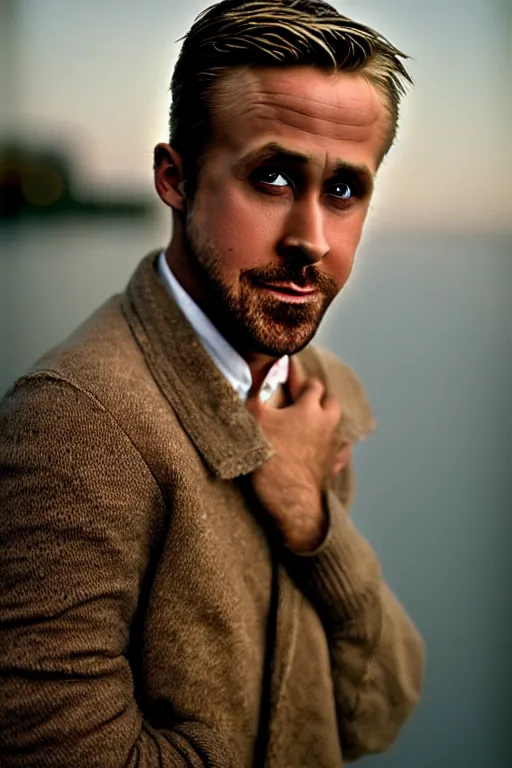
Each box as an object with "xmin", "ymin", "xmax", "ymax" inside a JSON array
[{"xmin": 170, "ymin": 0, "xmax": 412, "ymax": 191}]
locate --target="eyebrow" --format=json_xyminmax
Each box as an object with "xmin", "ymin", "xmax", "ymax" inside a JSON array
[{"xmin": 234, "ymin": 141, "xmax": 374, "ymax": 190}]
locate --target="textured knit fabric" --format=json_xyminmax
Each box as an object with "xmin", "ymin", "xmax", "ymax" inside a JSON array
[{"xmin": 0, "ymin": 252, "xmax": 425, "ymax": 767}]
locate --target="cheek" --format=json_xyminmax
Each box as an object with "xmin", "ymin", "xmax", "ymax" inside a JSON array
[
  {"xmin": 193, "ymin": 184, "xmax": 280, "ymax": 270},
  {"xmin": 324, "ymin": 214, "xmax": 365, "ymax": 285}
]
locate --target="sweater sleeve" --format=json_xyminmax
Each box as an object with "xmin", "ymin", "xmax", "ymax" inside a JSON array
[
  {"xmin": 0, "ymin": 375, "xmax": 243, "ymax": 768},
  {"xmin": 293, "ymin": 486, "xmax": 426, "ymax": 761}
]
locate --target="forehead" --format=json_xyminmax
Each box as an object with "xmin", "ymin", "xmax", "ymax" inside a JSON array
[{"xmin": 210, "ymin": 66, "xmax": 391, "ymax": 172}]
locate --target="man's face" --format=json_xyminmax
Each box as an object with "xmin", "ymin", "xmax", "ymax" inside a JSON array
[{"xmin": 182, "ymin": 66, "xmax": 390, "ymax": 358}]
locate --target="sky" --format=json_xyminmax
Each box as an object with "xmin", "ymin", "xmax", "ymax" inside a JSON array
[{"xmin": 2, "ymin": 0, "xmax": 510, "ymax": 231}]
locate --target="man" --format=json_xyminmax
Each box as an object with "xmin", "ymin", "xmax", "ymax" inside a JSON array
[{"xmin": 0, "ymin": 1, "xmax": 425, "ymax": 766}]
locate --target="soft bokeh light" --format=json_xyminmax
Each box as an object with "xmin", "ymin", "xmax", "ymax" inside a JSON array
[{"xmin": 5, "ymin": 0, "xmax": 509, "ymax": 230}]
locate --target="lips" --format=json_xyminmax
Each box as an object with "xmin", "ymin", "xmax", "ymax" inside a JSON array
[
  {"xmin": 257, "ymin": 280, "xmax": 317, "ymax": 296},
  {"xmin": 254, "ymin": 279, "xmax": 319, "ymax": 304}
]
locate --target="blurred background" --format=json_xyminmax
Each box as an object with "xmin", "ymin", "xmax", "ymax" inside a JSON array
[{"xmin": 0, "ymin": 0, "xmax": 510, "ymax": 765}]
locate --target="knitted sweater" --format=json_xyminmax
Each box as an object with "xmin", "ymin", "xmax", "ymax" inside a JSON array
[{"xmin": 0, "ymin": 252, "xmax": 425, "ymax": 767}]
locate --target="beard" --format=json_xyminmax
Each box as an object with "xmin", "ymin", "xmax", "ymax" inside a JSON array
[{"xmin": 184, "ymin": 213, "xmax": 340, "ymax": 358}]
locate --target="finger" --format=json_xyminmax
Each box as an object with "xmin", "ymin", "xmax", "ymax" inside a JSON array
[
  {"xmin": 245, "ymin": 392, "xmax": 264, "ymax": 419},
  {"xmin": 323, "ymin": 393, "xmax": 342, "ymax": 421},
  {"xmin": 296, "ymin": 377, "xmax": 325, "ymax": 407},
  {"xmin": 285, "ymin": 357, "xmax": 309, "ymax": 402},
  {"xmin": 330, "ymin": 460, "xmax": 346, "ymax": 477},
  {"xmin": 330, "ymin": 443, "xmax": 352, "ymax": 476}
]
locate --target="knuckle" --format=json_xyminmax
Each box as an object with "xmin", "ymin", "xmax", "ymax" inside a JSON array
[
  {"xmin": 325, "ymin": 395, "xmax": 341, "ymax": 417},
  {"xmin": 302, "ymin": 379, "xmax": 324, "ymax": 407},
  {"xmin": 309, "ymin": 377, "xmax": 324, "ymax": 395}
]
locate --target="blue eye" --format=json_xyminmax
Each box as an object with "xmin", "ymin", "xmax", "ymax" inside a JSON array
[
  {"xmin": 255, "ymin": 170, "xmax": 290, "ymax": 188},
  {"xmin": 330, "ymin": 183, "xmax": 353, "ymax": 200}
]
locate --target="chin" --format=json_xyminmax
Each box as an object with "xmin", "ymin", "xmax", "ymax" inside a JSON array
[
  {"xmin": 246, "ymin": 301, "xmax": 327, "ymax": 357},
  {"xmin": 245, "ymin": 323, "xmax": 319, "ymax": 358}
]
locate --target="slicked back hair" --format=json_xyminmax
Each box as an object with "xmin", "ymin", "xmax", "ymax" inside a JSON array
[{"xmin": 170, "ymin": 0, "xmax": 412, "ymax": 194}]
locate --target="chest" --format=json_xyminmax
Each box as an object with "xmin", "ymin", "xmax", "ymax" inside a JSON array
[{"xmin": 132, "ymin": 466, "xmax": 341, "ymax": 765}]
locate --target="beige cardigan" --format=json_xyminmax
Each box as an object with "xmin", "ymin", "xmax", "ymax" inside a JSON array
[{"xmin": 0, "ymin": 252, "xmax": 425, "ymax": 767}]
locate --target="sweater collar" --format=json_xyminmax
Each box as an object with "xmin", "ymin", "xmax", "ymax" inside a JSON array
[{"xmin": 122, "ymin": 251, "xmax": 275, "ymax": 480}]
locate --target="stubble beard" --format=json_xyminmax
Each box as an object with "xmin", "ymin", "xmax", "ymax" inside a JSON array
[{"xmin": 185, "ymin": 214, "xmax": 340, "ymax": 358}]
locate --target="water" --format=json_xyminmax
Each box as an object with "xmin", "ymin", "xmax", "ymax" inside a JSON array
[
  {"xmin": 0, "ymin": 218, "xmax": 510, "ymax": 767},
  {"xmin": 0, "ymin": 214, "xmax": 170, "ymax": 393}
]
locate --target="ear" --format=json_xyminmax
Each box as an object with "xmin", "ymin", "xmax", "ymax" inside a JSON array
[{"xmin": 153, "ymin": 143, "xmax": 187, "ymax": 212}]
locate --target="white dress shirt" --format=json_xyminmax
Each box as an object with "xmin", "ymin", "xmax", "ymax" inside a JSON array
[{"xmin": 157, "ymin": 250, "xmax": 289, "ymax": 403}]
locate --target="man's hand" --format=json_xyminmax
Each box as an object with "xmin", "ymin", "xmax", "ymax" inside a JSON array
[{"xmin": 246, "ymin": 360, "xmax": 351, "ymax": 553}]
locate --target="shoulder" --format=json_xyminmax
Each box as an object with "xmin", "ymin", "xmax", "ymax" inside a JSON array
[
  {"xmin": 0, "ymin": 288, "xmax": 188, "ymax": 492},
  {"xmin": 1, "ymin": 295, "xmax": 123, "ymax": 428},
  {"xmin": 297, "ymin": 344, "xmax": 377, "ymax": 443},
  {"xmin": 26, "ymin": 295, "xmax": 139, "ymax": 390},
  {"xmin": 0, "ymin": 293, "xmax": 161, "ymax": 465},
  {"xmin": 4, "ymin": 293, "xmax": 159, "ymax": 423}
]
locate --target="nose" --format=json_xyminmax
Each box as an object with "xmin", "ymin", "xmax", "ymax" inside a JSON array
[{"xmin": 278, "ymin": 197, "xmax": 330, "ymax": 265}]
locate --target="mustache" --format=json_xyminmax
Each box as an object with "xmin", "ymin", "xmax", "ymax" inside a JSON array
[{"xmin": 241, "ymin": 264, "xmax": 339, "ymax": 293}]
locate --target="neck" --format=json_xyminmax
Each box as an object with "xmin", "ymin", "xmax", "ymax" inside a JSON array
[{"xmin": 246, "ymin": 353, "xmax": 279, "ymax": 397}]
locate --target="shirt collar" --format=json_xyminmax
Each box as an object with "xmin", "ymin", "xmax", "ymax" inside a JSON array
[{"xmin": 157, "ymin": 250, "xmax": 289, "ymax": 402}]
